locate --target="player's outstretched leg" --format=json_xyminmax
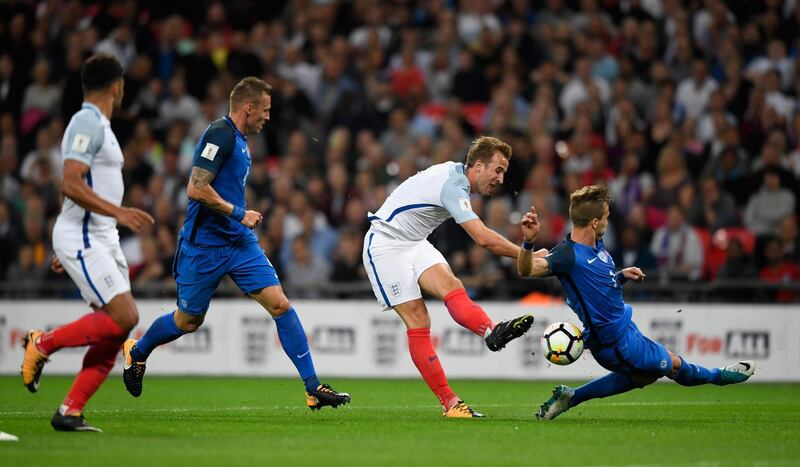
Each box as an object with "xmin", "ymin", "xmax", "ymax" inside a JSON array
[
  {"xmin": 536, "ymin": 372, "xmax": 652, "ymax": 421},
  {"xmin": 485, "ymin": 314, "xmax": 534, "ymax": 352},
  {"xmin": 671, "ymin": 357, "xmax": 755, "ymax": 386},
  {"xmin": 21, "ymin": 311, "xmax": 127, "ymax": 393},
  {"xmin": 123, "ymin": 310, "xmax": 187, "ymax": 397},
  {"xmin": 443, "ymin": 288, "xmax": 533, "ymax": 351}
]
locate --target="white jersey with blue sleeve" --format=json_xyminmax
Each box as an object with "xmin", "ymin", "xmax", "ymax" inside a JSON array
[
  {"xmin": 367, "ymin": 161, "xmax": 478, "ymax": 241},
  {"xmin": 52, "ymin": 102, "xmax": 125, "ymax": 252},
  {"xmin": 362, "ymin": 161, "xmax": 478, "ymax": 310}
]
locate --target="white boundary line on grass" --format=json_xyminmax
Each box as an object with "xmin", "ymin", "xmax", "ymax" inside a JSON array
[{"xmin": 0, "ymin": 400, "xmax": 796, "ymax": 416}]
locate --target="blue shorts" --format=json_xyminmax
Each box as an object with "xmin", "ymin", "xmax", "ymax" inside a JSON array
[
  {"xmin": 591, "ymin": 321, "xmax": 673, "ymax": 378},
  {"xmin": 172, "ymin": 235, "xmax": 280, "ymax": 315}
]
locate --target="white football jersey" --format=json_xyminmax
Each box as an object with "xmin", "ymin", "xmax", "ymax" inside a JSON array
[
  {"xmin": 53, "ymin": 102, "xmax": 125, "ymax": 252},
  {"xmin": 368, "ymin": 161, "xmax": 478, "ymax": 242}
]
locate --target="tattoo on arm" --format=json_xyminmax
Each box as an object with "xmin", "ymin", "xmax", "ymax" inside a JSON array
[
  {"xmin": 190, "ymin": 167, "xmax": 216, "ymax": 188},
  {"xmin": 189, "ymin": 166, "xmax": 230, "ymax": 215}
]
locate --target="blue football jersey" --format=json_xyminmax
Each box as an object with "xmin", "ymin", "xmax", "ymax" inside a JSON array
[
  {"xmin": 544, "ymin": 234, "xmax": 632, "ymax": 347},
  {"xmin": 181, "ymin": 116, "xmax": 254, "ymax": 246}
]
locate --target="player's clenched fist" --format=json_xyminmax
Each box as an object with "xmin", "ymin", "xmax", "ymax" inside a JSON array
[{"xmin": 241, "ymin": 210, "xmax": 263, "ymax": 228}]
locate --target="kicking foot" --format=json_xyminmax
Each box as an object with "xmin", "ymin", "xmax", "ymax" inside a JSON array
[
  {"xmin": 51, "ymin": 411, "xmax": 103, "ymax": 432},
  {"xmin": 536, "ymin": 385, "xmax": 575, "ymax": 421},
  {"xmin": 21, "ymin": 330, "xmax": 48, "ymax": 393},
  {"xmin": 485, "ymin": 314, "xmax": 534, "ymax": 351},
  {"xmin": 443, "ymin": 400, "xmax": 485, "ymax": 418},
  {"xmin": 122, "ymin": 339, "xmax": 146, "ymax": 397},
  {"xmin": 719, "ymin": 360, "xmax": 755, "ymax": 385},
  {"xmin": 306, "ymin": 384, "xmax": 351, "ymax": 410}
]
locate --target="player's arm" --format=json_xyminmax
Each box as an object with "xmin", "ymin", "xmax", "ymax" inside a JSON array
[
  {"xmin": 186, "ymin": 129, "xmax": 261, "ymax": 228},
  {"xmin": 61, "ymin": 114, "xmax": 153, "ymax": 231},
  {"xmin": 517, "ymin": 206, "xmax": 551, "ymax": 277},
  {"xmin": 62, "ymin": 161, "xmax": 154, "ymax": 231},
  {"xmin": 441, "ymin": 173, "xmax": 546, "ymax": 259},
  {"xmin": 459, "ymin": 218, "xmax": 523, "ymax": 258},
  {"xmin": 616, "ymin": 267, "xmax": 646, "ymax": 285}
]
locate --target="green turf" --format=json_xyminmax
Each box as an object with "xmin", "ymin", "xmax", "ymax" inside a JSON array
[{"xmin": 0, "ymin": 376, "xmax": 798, "ymax": 466}]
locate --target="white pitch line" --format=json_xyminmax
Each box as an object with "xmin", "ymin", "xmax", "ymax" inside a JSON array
[{"xmin": 0, "ymin": 400, "xmax": 795, "ymax": 416}]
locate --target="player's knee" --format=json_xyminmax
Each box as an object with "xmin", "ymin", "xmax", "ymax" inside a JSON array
[
  {"xmin": 174, "ymin": 310, "xmax": 204, "ymax": 333},
  {"xmin": 630, "ymin": 374, "xmax": 658, "ymax": 388},
  {"xmin": 266, "ymin": 294, "xmax": 291, "ymax": 316},
  {"xmin": 401, "ymin": 305, "xmax": 430, "ymax": 328}
]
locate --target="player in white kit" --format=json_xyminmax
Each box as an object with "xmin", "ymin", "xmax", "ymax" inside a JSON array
[
  {"xmin": 20, "ymin": 54, "xmax": 154, "ymax": 432},
  {"xmin": 363, "ymin": 136, "xmax": 546, "ymax": 417}
]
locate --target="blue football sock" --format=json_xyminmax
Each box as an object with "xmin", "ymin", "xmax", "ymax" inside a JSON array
[
  {"xmin": 131, "ymin": 311, "xmax": 185, "ymax": 361},
  {"xmin": 274, "ymin": 308, "xmax": 320, "ymax": 392},
  {"xmin": 570, "ymin": 372, "xmax": 637, "ymax": 408},
  {"xmin": 672, "ymin": 357, "xmax": 722, "ymax": 386}
]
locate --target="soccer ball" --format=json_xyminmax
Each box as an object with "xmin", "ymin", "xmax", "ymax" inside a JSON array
[{"xmin": 541, "ymin": 322, "xmax": 584, "ymax": 365}]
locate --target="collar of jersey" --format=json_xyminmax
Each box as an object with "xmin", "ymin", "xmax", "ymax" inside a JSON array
[
  {"xmin": 565, "ymin": 233, "xmax": 604, "ymax": 253},
  {"xmin": 81, "ymin": 102, "xmax": 107, "ymax": 124},
  {"xmin": 223, "ymin": 115, "xmax": 247, "ymax": 141}
]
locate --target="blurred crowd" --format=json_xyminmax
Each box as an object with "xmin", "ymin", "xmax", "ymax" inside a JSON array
[{"xmin": 0, "ymin": 0, "xmax": 799, "ymax": 302}]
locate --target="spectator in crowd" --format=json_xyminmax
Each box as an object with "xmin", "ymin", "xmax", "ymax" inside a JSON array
[
  {"xmin": 459, "ymin": 244, "xmax": 503, "ymax": 299},
  {"xmin": 716, "ymin": 238, "xmax": 759, "ymax": 281},
  {"xmin": 687, "ymin": 177, "xmax": 738, "ymax": 232},
  {"xmin": 329, "ymin": 229, "xmax": 368, "ymax": 297},
  {"xmin": 284, "ymin": 236, "xmax": 331, "ymax": 299},
  {"xmin": 21, "ymin": 59, "xmax": 61, "ymax": 121},
  {"xmin": 744, "ymin": 168, "xmax": 796, "ymax": 237},
  {"xmin": 613, "ymin": 225, "xmax": 657, "ymax": 273},
  {"xmin": 651, "ymin": 205, "xmax": 705, "ymax": 282}
]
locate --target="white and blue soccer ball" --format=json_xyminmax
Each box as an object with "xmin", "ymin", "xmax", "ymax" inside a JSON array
[{"xmin": 541, "ymin": 322, "xmax": 584, "ymax": 365}]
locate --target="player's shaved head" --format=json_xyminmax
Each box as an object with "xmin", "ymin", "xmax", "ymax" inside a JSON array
[
  {"xmin": 229, "ymin": 77, "xmax": 273, "ymax": 112},
  {"xmin": 569, "ymin": 185, "xmax": 611, "ymax": 227},
  {"xmin": 466, "ymin": 136, "xmax": 512, "ymax": 167}
]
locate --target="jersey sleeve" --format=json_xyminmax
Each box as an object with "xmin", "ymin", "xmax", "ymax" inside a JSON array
[
  {"xmin": 62, "ymin": 111, "xmax": 105, "ymax": 166},
  {"xmin": 192, "ymin": 125, "xmax": 235, "ymax": 175},
  {"xmin": 439, "ymin": 173, "xmax": 479, "ymax": 224},
  {"xmin": 544, "ymin": 241, "xmax": 575, "ymax": 276}
]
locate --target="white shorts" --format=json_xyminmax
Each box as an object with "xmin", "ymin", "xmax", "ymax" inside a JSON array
[
  {"xmin": 362, "ymin": 230, "xmax": 447, "ymax": 310},
  {"xmin": 55, "ymin": 243, "xmax": 131, "ymax": 308}
]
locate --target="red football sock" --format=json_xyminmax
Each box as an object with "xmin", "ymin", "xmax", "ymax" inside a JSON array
[
  {"xmin": 444, "ymin": 288, "xmax": 494, "ymax": 337},
  {"xmin": 61, "ymin": 337, "xmax": 124, "ymax": 415},
  {"xmin": 407, "ymin": 328, "xmax": 459, "ymax": 410},
  {"xmin": 37, "ymin": 311, "xmax": 126, "ymax": 356}
]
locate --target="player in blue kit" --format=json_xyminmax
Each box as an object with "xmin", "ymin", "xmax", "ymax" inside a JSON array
[
  {"xmin": 121, "ymin": 77, "xmax": 350, "ymax": 410},
  {"xmin": 517, "ymin": 185, "xmax": 754, "ymax": 420}
]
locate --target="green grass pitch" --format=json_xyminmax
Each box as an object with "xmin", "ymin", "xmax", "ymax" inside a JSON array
[{"xmin": 1, "ymin": 376, "xmax": 798, "ymax": 466}]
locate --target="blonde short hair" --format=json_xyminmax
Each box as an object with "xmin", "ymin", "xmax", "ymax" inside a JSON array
[
  {"xmin": 569, "ymin": 185, "xmax": 611, "ymax": 227},
  {"xmin": 465, "ymin": 136, "xmax": 512, "ymax": 167}
]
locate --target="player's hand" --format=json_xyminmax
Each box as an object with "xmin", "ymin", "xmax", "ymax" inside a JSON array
[
  {"xmin": 50, "ymin": 255, "xmax": 64, "ymax": 273},
  {"xmin": 533, "ymin": 248, "xmax": 549, "ymax": 258},
  {"xmin": 520, "ymin": 206, "xmax": 541, "ymax": 243},
  {"xmin": 116, "ymin": 207, "xmax": 155, "ymax": 232},
  {"xmin": 241, "ymin": 210, "xmax": 263, "ymax": 229},
  {"xmin": 621, "ymin": 267, "xmax": 646, "ymax": 283}
]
